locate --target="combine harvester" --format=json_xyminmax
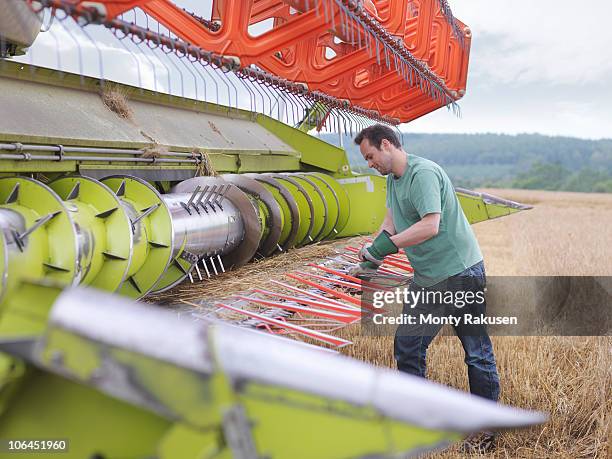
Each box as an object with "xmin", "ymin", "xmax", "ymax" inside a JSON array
[{"xmin": 0, "ymin": 0, "xmax": 539, "ymax": 457}]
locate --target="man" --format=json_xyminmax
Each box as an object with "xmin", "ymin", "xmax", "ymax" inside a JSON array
[{"xmin": 352, "ymin": 124, "xmax": 500, "ymax": 453}]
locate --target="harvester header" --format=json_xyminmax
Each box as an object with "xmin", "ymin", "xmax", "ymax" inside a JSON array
[{"xmin": 0, "ymin": 2, "xmax": 543, "ymax": 458}]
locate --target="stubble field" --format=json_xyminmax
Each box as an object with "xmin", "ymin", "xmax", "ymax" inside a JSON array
[{"xmin": 339, "ymin": 189, "xmax": 612, "ymax": 458}]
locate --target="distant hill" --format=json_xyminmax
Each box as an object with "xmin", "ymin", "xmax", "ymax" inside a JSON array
[{"xmin": 318, "ymin": 133, "xmax": 612, "ymax": 193}]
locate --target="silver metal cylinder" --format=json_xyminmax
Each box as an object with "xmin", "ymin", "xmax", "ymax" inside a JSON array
[
  {"xmin": 0, "ymin": 208, "xmax": 25, "ymax": 254},
  {"xmin": 65, "ymin": 201, "xmax": 95, "ymax": 285},
  {"xmin": 119, "ymin": 200, "xmax": 146, "ymax": 245},
  {"xmin": 162, "ymin": 193, "xmax": 244, "ymax": 258}
]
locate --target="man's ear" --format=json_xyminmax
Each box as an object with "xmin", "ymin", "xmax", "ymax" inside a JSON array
[{"xmin": 380, "ymin": 138, "xmax": 390, "ymax": 150}]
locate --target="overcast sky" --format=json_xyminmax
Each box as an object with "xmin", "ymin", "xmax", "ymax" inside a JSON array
[
  {"xmin": 17, "ymin": 0, "xmax": 612, "ymax": 140},
  {"xmin": 405, "ymin": 0, "xmax": 612, "ymax": 139}
]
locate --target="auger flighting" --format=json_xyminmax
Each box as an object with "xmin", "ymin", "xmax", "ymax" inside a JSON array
[{"xmin": 0, "ymin": 172, "xmax": 353, "ymax": 303}]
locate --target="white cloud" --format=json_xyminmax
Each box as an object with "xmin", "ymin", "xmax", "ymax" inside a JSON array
[
  {"xmin": 403, "ymin": 0, "xmax": 612, "ymax": 139},
  {"xmin": 452, "ymin": 0, "xmax": 612, "ymax": 86}
]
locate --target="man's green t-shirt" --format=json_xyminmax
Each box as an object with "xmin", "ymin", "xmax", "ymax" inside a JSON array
[{"xmin": 386, "ymin": 154, "xmax": 482, "ymax": 287}]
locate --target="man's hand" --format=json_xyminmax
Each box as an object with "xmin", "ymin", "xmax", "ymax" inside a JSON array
[
  {"xmin": 348, "ymin": 261, "xmax": 379, "ymax": 278},
  {"xmin": 358, "ymin": 243, "xmax": 372, "ymax": 262},
  {"xmin": 350, "ymin": 231, "xmax": 399, "ymax": 278},
  {"xmin": 361, "ymin": 230, "xmax": 399, "ymax": 265}
]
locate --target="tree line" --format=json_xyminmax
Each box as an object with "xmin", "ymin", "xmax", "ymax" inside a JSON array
[{"xmin": 319, "ymin": 133, "xmax": 612, "ymax": 193}]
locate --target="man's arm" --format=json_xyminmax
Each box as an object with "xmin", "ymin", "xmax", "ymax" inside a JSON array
[
  {"xmin": 358, "ymin": 208, "xmax": 396, "ymax": 262},
  {"xmin": 353, "ymin": 171, "xmax": 441, "ymax": 274},
  {"xmin": 390, "ymin": 212, "xmax": 440, "ymax": 248},
  {"xmin": 377, "ymin": 208, "xmax": 396, "ymax": 236},
  {"xmin": 390, "ymin": 169, "xmax": 442, "ymax": 249}
]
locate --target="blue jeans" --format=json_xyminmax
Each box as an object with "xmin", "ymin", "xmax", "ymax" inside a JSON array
[{"xmin": 394, "ymin": 261, "xmax": 500, "ymax": 401}]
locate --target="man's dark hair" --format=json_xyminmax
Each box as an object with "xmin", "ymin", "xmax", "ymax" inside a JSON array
[{"xmin": 354, "ymin": 124, "xmax": 401, "ymax": 149}]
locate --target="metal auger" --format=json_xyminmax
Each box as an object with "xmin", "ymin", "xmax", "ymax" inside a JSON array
[{"xmin": 0, "ymin": 171, "xmax": 355, "ymax": 304}]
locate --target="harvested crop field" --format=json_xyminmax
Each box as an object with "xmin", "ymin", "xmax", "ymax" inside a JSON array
[{"xmin": 153, "ymin": 189, "xmax": 611, "ymax": 458}]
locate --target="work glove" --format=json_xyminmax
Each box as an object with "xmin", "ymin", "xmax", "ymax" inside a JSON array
[
  {"xmin": 361, "ymin": 230, "xmax": 398, "ymax": 265},
  {"xmin": 348, "ymin": 260, "xmax": 380, "ymax": 277},
  {"xmin": 350, "ymin": 231, "xmax": 398, "ymax": 277},
  {"xmin": 357, "ymin": 243, "xmax": 372, "ymax": 261}
]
